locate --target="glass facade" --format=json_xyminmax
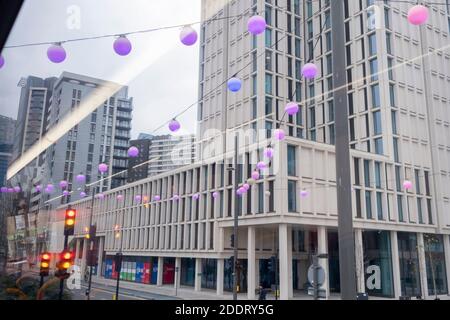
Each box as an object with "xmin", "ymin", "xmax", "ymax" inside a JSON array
[
  {"xmin": 398, "ymin": 232, "xmax": 421, "ymax": 296},
  {"xmin": 201, "ymin": 259, "xmax": 217, "ymax": 290},
  {"xmin": 424, "ymin": 234, "xmax": 448, "ymax": 295},
  {"xmin": 362, "ymin": 231, "xmax": 394, "ymax": 297},
  {"xmin": 180, "ymin": 257, "xmax": 195, "ymax": 286}
]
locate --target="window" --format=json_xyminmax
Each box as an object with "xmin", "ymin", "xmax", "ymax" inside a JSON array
[
  {"xmin": 364, "ymin": 160, "xmax": 371, "ymax": 187},
  {"xmin": 265, "ymin": 74, "xmax": 273, "ymax": 94},
  {"xmin": 391, "ymin": 110, "xmax": 397, "ymax": 134},
  {"xmin": 288, "ymin": 180, "xmax": 297, "ymax": 212},
  {"xmin": 376, "ymin": 192, "xmax": 383, "ymax": 220},
  {"xmin": 375, "ymin": 162, "xmax": 382, "ymax": 188},
  {"xmin": 371, "ymin": 84, "xmax": 380, "ymax": 108},
  {"xmin": 369, "ymin": 58, "xmax": 378, "ymax": 81},
  {"xmin": 373, "ymin": 111, "xmax": 382, "ymax": 135},
  {"xmin": 368, "ymin": 33, "xmax": 377, "ymax": 56},
  {"xmin": 397, "ymin": 195, "xmax": 404, "ymax": 221},
  {"xmin": 265, "ymin": 28, "xmax": 272, "ymax": 47},
  {"xmin": 374, "ymin": 137, "xmax": 383, "ymax": 155},
  {"xmin": 287, "ymin": 145, "xmax": 296, "ymax": 176},
  {"xmin": 365, "ymin": 191, "xmax": 372, "ymax": 219}
]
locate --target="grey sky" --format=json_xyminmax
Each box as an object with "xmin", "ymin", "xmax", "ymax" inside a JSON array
[{"xmin": 0, "ymin": 0, "xmax": 201, "ymax": 139}]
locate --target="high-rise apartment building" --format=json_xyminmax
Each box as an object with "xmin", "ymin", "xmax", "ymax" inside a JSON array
[
  {"xmin": 128, "ymin": 134, "xmax": 196, "ymax": 183},
  {"xmin": 38, "ymin": 72, "xmax": 133, "ymax": 205},
  {"xmin": 0, "ymin": 115, "xmax": 16, "ymax": 185},
  {"xmin": 55, "ymin": 0, "xmax": 450, "ymax": 300}
]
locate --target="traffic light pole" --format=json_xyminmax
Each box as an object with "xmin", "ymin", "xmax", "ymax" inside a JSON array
[
  {"xmin": 232, "ymin": 135, "xmax": 239, "ymax": 300},
  {"xmin": 58, "ymin": 234, "xmax": 69, "ymax": 300},
  {"xmin": 331, "ymin": 0, "xmax": 357, "ymax": 300}
]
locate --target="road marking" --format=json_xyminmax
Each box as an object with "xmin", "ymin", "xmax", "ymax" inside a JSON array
[{"xmin": 81, "ymin": 285, "xmax": 145, "ymax": 300}]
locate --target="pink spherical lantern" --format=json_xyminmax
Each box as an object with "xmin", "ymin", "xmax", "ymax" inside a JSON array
[
  {"xmin": 45, "ymin": 184, "xmax": 54, "ymax": 194},
  {"xmin": 243, "ymin": 183, "xmax": 250, "ymax": 191},
  {"xmin": 154, "ymin": 195, "xmax": 161, "ymax": 201},
  {"xmin": 300, "ymin": 190, "xmax": 309, "ymax": 198},
  {"xmin": 14, "ymin": 186, "xmax": 21, "ymax": 193},
  {"xmin": 113, "ymin": 36, "xmax": 132, "ymax": 56},
  {"xmin": 62, "ymin": 190, "xmax": 70, "ymax": 196},
  {"xmin": 59, "ymin": 180, "xmax": 68, "ymax": 188},
  {"xmin": 264, "ymin": 147, "xmax": 274, "ymax": 159},
  {"xmin": 285, "ymin": 102, "xmax": 299, "ymax": 116},
  {"xmin": 274, "ymin": 128, "xmax": 285, "ymax": 141},
  {"xmin": 75, "ymin": 174, "xmax": 86, "ymax": 183},
  {"xmin": 47, "ymin": 44, "xmax": 66, "ymax": 63},
  {"xmin": 168, "ymin": 119, "xmax": 181, "ymax": 132},
  {"xmin": 98, "ymin": 163, "xmax": 108, "ymax": 173},
  {"xmin": 1, "ymin": 187, "xmax": 7, "ymax": 193},
  {"xmin": 251, "ymin": 171, "xmax": 260, "ymax": 180},
  {"xmin": 135, "ymin": 195, "xmax": 142, "ymax": 202},
  {"xmin": 35, "ymin": 185, "xmax": 42, "ymax": 193},
  {"xmin": 247, "ymin": 15, "xmax": 267, "ymax": 35},
  {"xmin": 96, "ymin": 193, "xmax": 105, "ymax": 200},
  {"xmin": 302, "ymin": 63, "xmax": 318, "ymax": 79},
  {"xmin": 257, "ymin": 161, "xmax": 267, "ymax": 170},
  {"xmin": 192, "ymin": 193, "xmax": 200, "ymax": 200},
  {"xmin": 212, "ymin": 191, "xmax": 219, "ymax": 199},
  {"xmin": 407, "ymin": 5, "xmax": 429, "ymax": 26},
  {"xmin": 0, "ymin": 55, "xmax": 4, "ymax": 69},
  {"xmin": 7, "ymin": 188, "xmax": 14, "ymax": 193},
  {"xmin": 117, "ymin": 194, "xmax": 123, "ymax": 201},
  {"xmin": 172, "ymin": 194, "xmax": 180, "ymax": 201},
  {"xmin": 128, "ymin": 146, "xmax": 139, "ymax": 158},
  {"xmin": 403, "ymin": 180, "xmax": 413, "ymax": 190},
  {"xmin": 180, "ymin": 26, "xmax": 198, "ymax": 46},
  {"xmin": 236, "ymin": 188, "xmax": 243, "ymax": 196},
  {"xmin": 80, "ymin": 191, "xmax": 87, "ymax": 198}
]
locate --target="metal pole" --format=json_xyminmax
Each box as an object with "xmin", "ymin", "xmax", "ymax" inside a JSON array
[
  {"xmin": 232, "ymin": 135, "xmax": 239, "ymax": 300},
  {"xmin": 331, "ymin": 0, "xmax": 357, "ymax": 300},
  {"xmin": 115, "ymin": 224, "xmax": 124, "ymax": 300},
  {"xmin": 58, "ymin": 234, "xmax": 69, "ymax": 300},
  {"xmin": 86, "ymin": 190, "xmax": 96, "ymax": 300}
]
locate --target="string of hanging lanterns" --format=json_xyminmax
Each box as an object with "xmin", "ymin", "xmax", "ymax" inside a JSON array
[{"xmin": 1, "ymin": 3, "xmax": 436, "ymax": 201}]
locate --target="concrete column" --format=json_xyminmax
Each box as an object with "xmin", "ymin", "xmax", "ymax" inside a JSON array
[
  {"xmin": 317, "ymin": 226, "xmax": 330, "ymax": 299},
  {"xmin": 157, "ymin": 257, "xmax": 164, "ymax": 286},
  {"xmin": 279, "ymin": 224, "xmax": 293, "ymax": 300},
  {"xmin": 247, "ymin": 226, "xmax": 256, "ymax": 299},
  {"xmin": 443, "ymin": 235, "xmax": 450, "ymax": 295},
  {"xmin": 354, "ymin": 228, "xmax": 365, "ymax": 294},
  {"xmin": 216, "ymin": 258, "xmax": 224, "ymax": 296},
  {"xmin": 417, "ymin": 233, "xmax": 429, "ymax": 298},
  {"xmin": 96, "ymin": 237, "xmax": 105, "ymax": 278},
  {"xmin": 390, "ymin": 231, "xmax": 402, "ymax": 299},
  {"xmin": 174, "ymin": 257, "xmax": 181, "ymax": 289},
  {"xmin": 195, "ymin": 258, "xmax": 202, "ymax": 291},
  {"xmin": 75, "ymin": 238, "xmax": 81, "ymax": 266},
  {"xmin": 80, "ymin": 238, "xmax": 88, "ymax": 276}
]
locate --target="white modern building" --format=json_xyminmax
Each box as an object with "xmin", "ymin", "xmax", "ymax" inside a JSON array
[{"xmin": 50, "ymin": 0, "xmax": 450, "ymax": 300}]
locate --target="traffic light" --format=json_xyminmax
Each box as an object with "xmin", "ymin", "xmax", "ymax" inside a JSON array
[
  {"xmin": 114, "ymin": 253, "xmax": 123, "ymax": 273},
  {"xmin": 88, "ymin": 224, "xmax": 97, "ymax": 240},
  {"xmin": 268, "ymin": 256, "xmax": 277, "ymax": 272},
  {"xmin": 39, "ymin": 252, "xmax": 51, "ymax": 277},
  {"xmin": 56, "ymin": 250, "xmax": 74, "ymax": 279},
  {"xmin": 230, "ymin": 234, "xmax": 235, "ymax": 248},
  {"xmin": 64, "ymin": 208, "xmax": 76, "ymax": 236}
]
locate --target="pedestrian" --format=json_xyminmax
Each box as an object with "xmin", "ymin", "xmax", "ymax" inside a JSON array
[{"xmin": 258, "ymin": 284, "xmax": 267, "ymax": 300}]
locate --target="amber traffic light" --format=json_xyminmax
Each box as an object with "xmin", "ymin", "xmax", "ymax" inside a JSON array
[
  {"xmin": 39, "ymin": 252, "xmax": 51, "ymax": 277},
  {"xmin": 64, "ymin": 209, "xmax": 76, "ymax": 236}
]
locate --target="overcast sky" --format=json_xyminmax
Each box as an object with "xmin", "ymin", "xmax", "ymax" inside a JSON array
[{"xmin": 0, "ymin": 0, "xmax": 202, "ymax": 139}]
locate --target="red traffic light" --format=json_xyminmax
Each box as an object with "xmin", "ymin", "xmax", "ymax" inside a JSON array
[
  {"xmin": 66, "ymin": 209, "xmax": 75, "ymax": 217},
  {"xmin": 40, "ymin": 252, "xmax": 51, "ymax": 277}
]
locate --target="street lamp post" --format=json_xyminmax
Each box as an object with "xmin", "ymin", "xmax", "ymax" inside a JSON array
[
  {"xmin": 232, "ymin": 135, "xmax": 239, "ymax": 300},
  {"xmin": 331, "ymin": 0, "xmax": 357, "ymax": 299}
]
